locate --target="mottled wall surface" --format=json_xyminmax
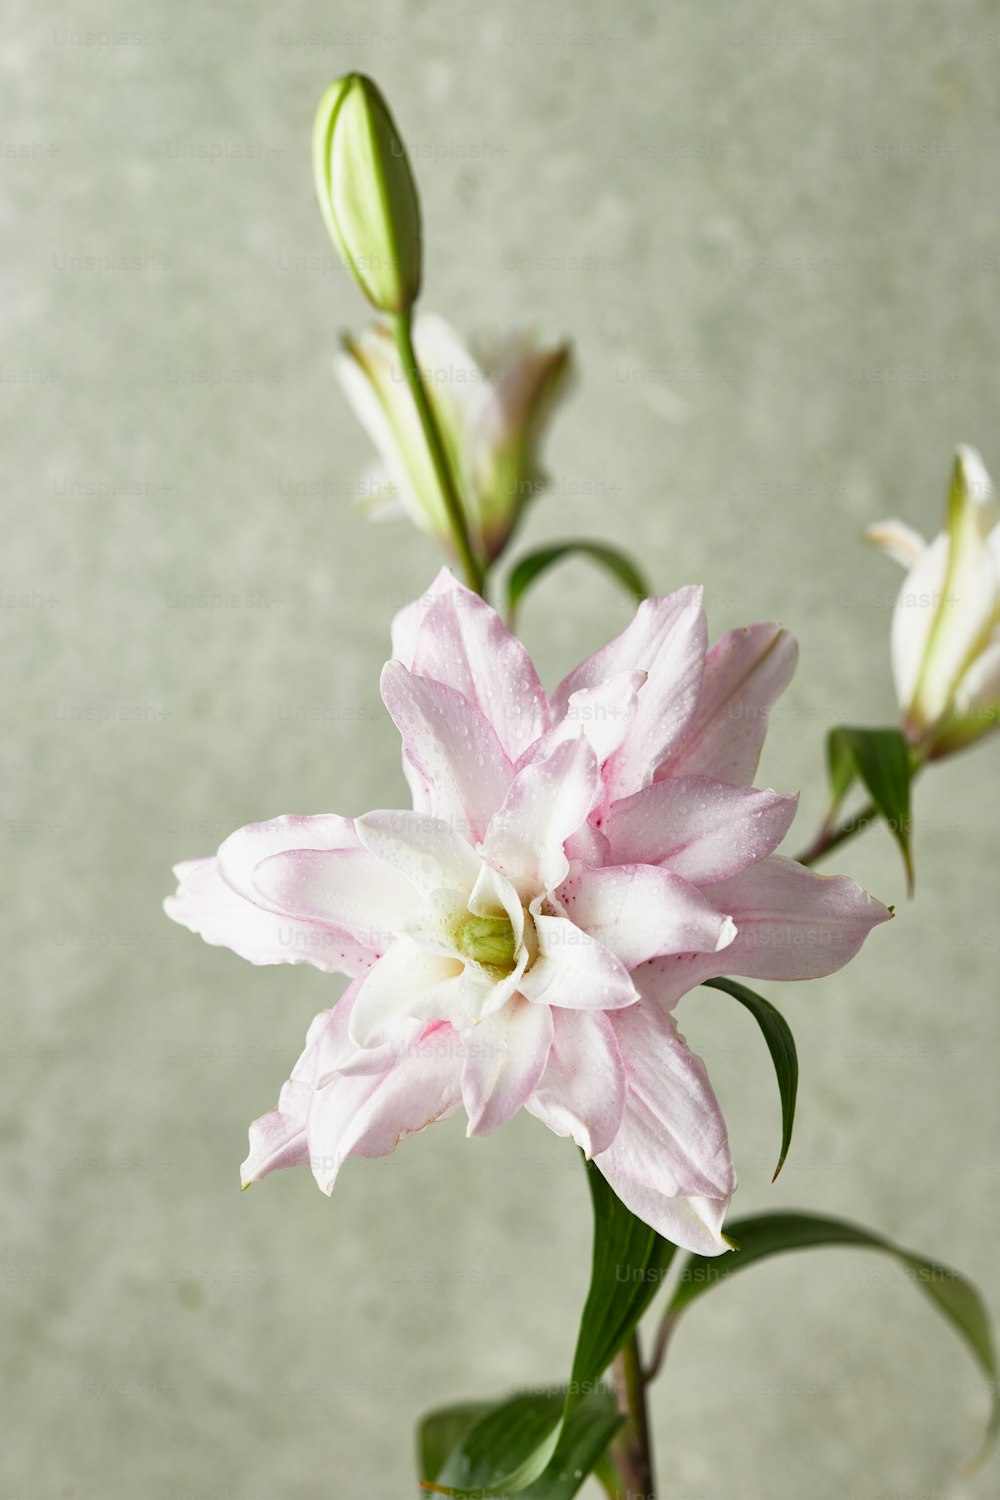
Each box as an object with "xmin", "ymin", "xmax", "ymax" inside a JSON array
[{"xmin": 3, "ymin": 2, "xmax": 999, "ymax": 1497}]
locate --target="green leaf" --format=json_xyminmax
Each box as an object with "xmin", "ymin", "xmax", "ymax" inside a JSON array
[
  {"xmin": 419, "ymin": 1160, "xmax": 674, "ymax": 1495},
  {"xmin": 826, "ymin": 726, "xmax": 914, "ymax": 891},
  {"xmin": 506, "ymin": 542, "xmax": 649, "ymax": 628},
  {"xmin": 422, "ymin": 1386, "xmax": 623, "ymax": 1499},
  {"xmin": 702, "ymin": 978, "xmax": 798, "ymax": 1180},
  {"xmin": 428, "ymin": 1390, "xmax": 565, "ymax": 1495},
  {"xmin": 519, "ymin": 1390, "xmax": 623, "ymax": 1500},
  {"xmin": 666, "ymin": 1211, "xmax": 999, "ymax": 1466},
  {"xmin": 418, "ymin": 1404, "xmax": 493, "ymax": 1491}
]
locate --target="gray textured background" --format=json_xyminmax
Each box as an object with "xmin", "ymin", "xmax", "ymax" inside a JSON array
[{"xmin": 3, "ymin": 2, "xmax": 1000, "ymax": 1497}]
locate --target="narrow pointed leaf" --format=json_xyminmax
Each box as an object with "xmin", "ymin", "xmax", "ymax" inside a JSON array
[
  {"xmin": 702, "ymin": 977, "xmax": 798, "ymax": 1180},
  {"xmin": 665, "ymin": 1210, "xmax": 998, "ymax": 1466},
  {"xmin": 506, "ymin": 542, "xmax": 649, "ymax": 628},
  {"xmin": 826, "ymin": 726, "xmax": 914, "ymax": 890}
]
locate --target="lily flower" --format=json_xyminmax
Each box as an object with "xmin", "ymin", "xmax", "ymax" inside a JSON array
[
  {"xmin": 867, "ymin": 446, "xmax": 1000, "ymax": 758},
  {"xmin": 166, "ymin": 573, "xmax": 890, "ymax": 1254},
  {"xmin": 337, "ymin": 314, "xmax": 570, "ymax": 562}
]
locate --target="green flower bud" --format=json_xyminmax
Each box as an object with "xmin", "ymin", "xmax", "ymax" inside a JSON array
[{"xmin": 312, "ymin": 73, "xmax": 422, "ymax": 315}]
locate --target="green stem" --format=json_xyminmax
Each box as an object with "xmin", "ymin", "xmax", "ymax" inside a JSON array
[
  {"xmin": 795, "ymin": 801, "xmax": 878, "ymax": 867},
  {"xmin": 796, "ymin": 754, "xmax": 926, "ymax": 867},
  {"xmin": 611, "ymin": 1331, "xmax": 656, "ymax": 1499},
  {"xmin": 390, "ymin": 310, "xmax": 484, "ymax": 595}
]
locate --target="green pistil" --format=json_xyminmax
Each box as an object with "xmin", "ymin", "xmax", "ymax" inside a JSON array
[{"xmin": 457, "ymin": 914, "xmax": 517, "ymax": 972}]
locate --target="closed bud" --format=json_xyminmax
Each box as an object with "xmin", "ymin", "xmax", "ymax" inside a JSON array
[{"xmin": 312, "ymin": 73, "xmax": 421, "ymax": 315}]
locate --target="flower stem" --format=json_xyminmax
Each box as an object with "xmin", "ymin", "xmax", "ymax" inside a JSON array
[
  {"xmin": 611, "ymin": 1331, "xmax": 656, "ymax": 1499},
  {"xmin": 794, "ymin": 801, "xmax": 878, "ymax": 867},
  {"xmin": 390, "ymin": 310, "xmax": 484, "ymax": 595},
  {"xmin": 796, "ymin": 753, "xmax": 925, "ymax": 868}
]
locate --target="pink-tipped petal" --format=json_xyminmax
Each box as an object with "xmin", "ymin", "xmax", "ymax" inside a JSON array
[
  {"xmin": 602, "ymin": 776, "xmax": 798, "ymax": 884},
  {"xmin": 249, "ymin": 847, "xmax": 415, "ymax": 956},
  {"xmin": 348, "ymin": 939, "xmax": 466, "ymax": 1049},
  {"xmin": 558, "ymin": 864, "xmax": 736, "ymax": 970},
  {"xmin": 637, "ymin": 854, "xmax": 893, "ymax": 1009},
  {"xmin": 519, "ymin": 914, "xmax": 638, "ymax": 1010},
  {"xmin": 594, "ymin": 1003, "xmax": 736, "ymax": 1255},
  {"xmin": 166, "ymin": 857, "xmax": 377, "ymax": 975},
  {"xmin": 462, "ymin": 996, "xmax": 554, "ymax": 1137},
  {"xmin": 380, "ymin": 661, "xmax": 514, "ymax": 842},
  {"xmin": 241, "ymin": 1009, "xmax": 329, "ymax": 1185},
  {"xmin": 308, "ymin": 1020, "xmax": 462, "ymax": 1194},
  {"xmin": 483, "ymin": 736, "xmax": 600, "ymax": 895},
  {"xmin": 391, "ymin": 569, "xmax": 550, "ymax": 759},
  {"xmin": 217, "ymin": 813, "xmax": 358, "ymax": 897},
  {"xmin": 553, "ymin": 589, "xmax": 708, "ymax": 801},
  {"xmin": 525, "ymin": 1008, "xmax": 626, "ymax": 1158},
  {"xmin": 529, "ymin": 671, "xmax": 644, "ymax": 767},
  {"xmin": 354, "ymin": 809, "xmax": 481, "ymax": 895},
  {"xmin": 213, "ymin": 814, "xmax": 413, "ymax": 966},
  {"xmin": 658, "ymin": 623, "xmax": 799, "ymax": 786}
]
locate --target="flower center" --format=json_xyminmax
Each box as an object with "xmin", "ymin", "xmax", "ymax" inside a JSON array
[{"xmin": 457, "ymin": 913, "xmax": 517, "ymax": 973}]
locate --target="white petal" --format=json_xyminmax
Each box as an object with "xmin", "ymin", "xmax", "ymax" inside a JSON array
[
  {"xmin": 594, "ymin": 1002, "xmax": 736, "ymax": 1256},
  {"xmin": 636, "ymin": 854, "xmax": 893, "ymax": 1009},
  {"xmin": 525, "ymin": 1009, "xmax": 626, "ymax": 1158},
  {"xmin": 348, "ymin": 940, "xmax": 466, "ymax": 1049},
  {"xmin": 462, "ymin": 996, "xmax": 554, "ymax": 1136},
  {"xmin": 658, "ymin": 623, "xmax": 798, "ymax": 787},
  {"xmin": 519, "ymin": 913, "xmax": 637, "ymax": 1010},
  {"xmin": 380, "ymin": 661, "xmax": 514, "ymax": 841},
  {"xmin": 308, "ymin": 1019, "xmax": 462, "ymax": 1193},
  {"xmin": 908, "ymin": 455, "xmax": 1000, "ymax": 734},
  {"xmin": 936, "ymin": 633, "xmax": 1000, "ymax": 753},
  {"xmin": 601, "ymin": 776, "xmax": 798, "ymax": 884},
  {"xmin": 241, "ymin": 1009, "xmax": 330, "ymax": 1184},
  {"xmin": 483, "ymin": 736, "xmax": 600, "ymax": 895},
  {"xmin": 391, "ymin": 569, "xmax": 550, "ymax": 760},
  {"xmin": 558, "ymin": 864, "xmax": 736, "ymax": 969},
  {"xmin": 250, "ymin": 847, "xmax": 416, "ymax": 958},
  {"xmin": 865, "ymin": 517, "xmax": 927, "ymax": 569},
  {"xmin": 166, "ymin": 857, "xmax": 376, "ymax": 975},
  {"xmin": 336, "ymin": 325, "xmax": 451, "ymax": 541},
  {"xmin": 889, "ymin": 533, "xmax": 950, "ymax": 720},
  {"xmin": 354, "ymin": 809, "xmax": 481, "ymax": 895},
  {"xmin": 553, "ymin": 589, "xmax": 708, "ymax": 801},
  {"xmin": 532, "ymin": 671, "xmax": 644, "ymax": 767}
]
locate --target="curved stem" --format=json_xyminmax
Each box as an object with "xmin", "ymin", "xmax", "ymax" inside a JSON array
[
  {"xmin": 796, "ymin": 751, "xmax": 925, "ymax": 868},
  {"xmin": 389, "ymin": 310, "xmax": 484, "ymax": 595},
  {"xmin": 794, "ymin": 801, "xmax": 878, "ymax": 867},
  {"xmin": 611, "ymin": 1331, "xmax": 656, "ymax": 1498}
]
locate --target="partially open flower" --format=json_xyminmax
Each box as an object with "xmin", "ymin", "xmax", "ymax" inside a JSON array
[
  {"xmin": 166, "ymin": 573, "xmax": 890, "ymax": 1254},
  {"xmin": 867, "ymin": 445, "xmax": 1000, "ymax": 757},
  {"xmin": 337, "ymin": 314, "xmax": 570, "ymax": 562}
]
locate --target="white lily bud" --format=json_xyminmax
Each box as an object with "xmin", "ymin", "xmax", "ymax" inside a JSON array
[
  {"xmin": 313, "ymin": 74, "xmax": 421, "ymax": 315},
  {"xmin": 867, "ymin": 445, "xmax": 1000, "ymax": 757}
]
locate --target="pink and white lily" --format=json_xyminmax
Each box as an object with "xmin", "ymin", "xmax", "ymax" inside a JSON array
[
  {"xmin": 166, "ymin": 573, "xmax": 890, "ymax": 1254},
  {"xmin": 867, "ymin": 445, "xmax": 1000, "ymax": 757}
]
